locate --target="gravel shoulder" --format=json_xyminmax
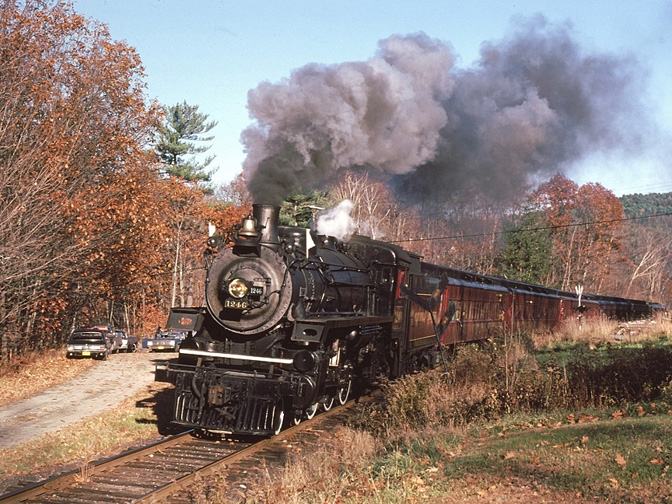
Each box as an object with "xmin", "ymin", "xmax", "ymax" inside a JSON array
[{"xmin": 0, "ymin": 350, "xmax": 167, "ymax": 451}]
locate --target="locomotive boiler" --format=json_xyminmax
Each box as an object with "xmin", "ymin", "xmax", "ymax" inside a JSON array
[{"xmin": 165, "ymin": 203, "xmax": 664, "ymax": 437}]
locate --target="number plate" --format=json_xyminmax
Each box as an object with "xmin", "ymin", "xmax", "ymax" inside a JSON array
[
  {"xmin": 225, "ymin": 299, "xmax": 248, "ymax": 309},
  {"xmin": 82, "ymin": 351, "xmax": 90, "ymax": 356},
  {"xmin": 250, "ymin": 286, "xmax": 263, "ymax": 296}
]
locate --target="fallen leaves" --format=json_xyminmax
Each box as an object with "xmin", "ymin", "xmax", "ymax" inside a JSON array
[
  {"xmin": 612, "ymin": 409, "xmax": 625, "ymax": 419},
  {"xmin": 615, "ymin": 453, "xmax": 627, "ymax": 467},
  {"xmin": 578, "ymin": 415, "xmax": 599, "ymax": 423}
]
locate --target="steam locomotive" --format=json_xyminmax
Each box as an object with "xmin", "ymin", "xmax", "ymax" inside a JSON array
[{"xmin": 164, "ymin": 203, "xmax": 663, "ymax": 436}]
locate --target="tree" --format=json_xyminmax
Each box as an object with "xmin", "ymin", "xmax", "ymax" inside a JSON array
[
  {"xmin": 498, "ymin": 211, "xmax": 553, "ymax": 284},
  {"xmin": 573, "ymin": 183, "xmax": 624, "ymax": 292},
  {"xmin": 328, "ymin": 170, "xmax": 399, "ymax": 240},
  {"xmin": 532, "ymin": 175, "xmax": 624, "ymax": 293},
  {"xmin": 0, "ymin": 0, "xmax": 162, "ymax": 357},
  {"xmin": 625, "ymin": 232, "xmax": 671, "ymax": 299},
  {"xmin": 216, "ymin": 172, "xmax": 251, "ymax": 207},
  {"xmin": 155, "ymin": 101, "xmax": 218, "ymax": 186},
  {"xmin": 279, "ymin": 190, "xmax": 329, "ymax": 227}
]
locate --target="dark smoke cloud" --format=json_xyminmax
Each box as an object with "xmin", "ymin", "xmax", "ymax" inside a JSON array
[{"xmin": 242, "ymin": 16, "xmax": 648, "ymax": 205}]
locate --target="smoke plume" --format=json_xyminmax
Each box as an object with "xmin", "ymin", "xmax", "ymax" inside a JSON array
[{"xmin": 242, "ymin": 16, "xmax": 647, "ymax": 205}]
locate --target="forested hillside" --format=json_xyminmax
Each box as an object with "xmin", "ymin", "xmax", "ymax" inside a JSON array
[{"xmin": 620, "ymin": 192, "xmax": 672, "ymax": 218}]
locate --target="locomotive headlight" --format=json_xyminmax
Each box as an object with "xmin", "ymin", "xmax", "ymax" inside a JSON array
[{"xmin": 228, "ymin": 278, "xmax": 249, "ymax": 299}]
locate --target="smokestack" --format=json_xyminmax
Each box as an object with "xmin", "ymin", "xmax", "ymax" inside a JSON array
[{"xmin": 253, "ymin": 203, "xmax": 280, "ymax": 247}]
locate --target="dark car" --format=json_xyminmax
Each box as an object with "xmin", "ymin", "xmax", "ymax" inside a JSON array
[
  {"xmin": 66, "ymin": 328, "xmax": 112, "ymax": 360},
  {"xmin": 96, "ymin": 326, "xmax": 122, "ymax": 353}
]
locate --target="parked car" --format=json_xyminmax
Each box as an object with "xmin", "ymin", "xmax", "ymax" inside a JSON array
[
  {"xmin": 66, "ymin": 327, "xmax": 112, "ymax": 360},
  {"xmin": 143, "ymin": 329, "xmax": 187, "ymax": 352},
  {"xmin": 92, "ymin": 325, "xmax": 122, "ymax": 353},
  {"xmin": 115, "ymin": 329, "xmax": 138, "ymax": 353}
]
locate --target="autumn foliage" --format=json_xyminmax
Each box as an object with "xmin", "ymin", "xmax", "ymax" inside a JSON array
[
  {"xmin": 531, "ymin": 175, "xmax": 625, "ymax": 291},
  {"xmin": 327, "ymin": 169, "xmax": 670, "ymax": 301},
  {"xmin": 0, "ymin": 1, "xmax": 245, "ymax": 359}
]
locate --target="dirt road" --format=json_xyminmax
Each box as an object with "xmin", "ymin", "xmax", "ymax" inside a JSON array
[{"xmin": 0, "ymin": 351, "xmax": 166, "ymax": 451}]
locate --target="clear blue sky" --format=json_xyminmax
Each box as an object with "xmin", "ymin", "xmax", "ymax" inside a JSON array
[{"xmin": 73, "ymin": 0, "xmax": 672, "ymax": 196}]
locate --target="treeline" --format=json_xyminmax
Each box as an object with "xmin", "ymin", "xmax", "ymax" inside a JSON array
[
  {"xmin": 620, "ymin": 192, "xmax": 672, "ymax": 219},
  {"xmin": 308, "ymin": 171, "xmax": 672, "ymax": 303}
]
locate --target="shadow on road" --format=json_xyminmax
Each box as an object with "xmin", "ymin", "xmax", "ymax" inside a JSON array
[{"xmin": 133, "ymin": 353, "xmax": 188, "ymax": 436}]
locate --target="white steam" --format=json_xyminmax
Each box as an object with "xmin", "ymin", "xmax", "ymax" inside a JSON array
[{"xmin": 316, "ymin": 200, "xmax": 357, "ymax": 241}]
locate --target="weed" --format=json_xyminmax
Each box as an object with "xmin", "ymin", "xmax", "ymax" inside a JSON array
[{"xmin": 242, "ymin": 317, "xmax": 672, "ymax": 504}]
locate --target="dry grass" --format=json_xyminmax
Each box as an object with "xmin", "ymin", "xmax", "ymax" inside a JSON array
[
  {"xmin": 226, "ymin": 316, "xmax": 672, "ymax": 504},
  {"xmin": 536, "ymin": 315, "xmax": 671, "ymax": 348},
  {"xmin": 254, "ymin": 429, "xmax": 381, "ymax": 503},
  {"xmin": 186, "ymin": 427, "xmax": 383, "ymax": 504},
  {"xmin": 3, "ymin": 317, "xmax": 671, "ymax": 502},
  {"xmin": 534, "ymin": 316, "xmax": 618, "ymax": 348},
  {"xmin": 0, "ymin": 349, "xmax": 95, "ymax": 405}
]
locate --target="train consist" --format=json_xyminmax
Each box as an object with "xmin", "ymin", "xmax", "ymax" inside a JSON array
[{"xmin": 165, "ymin": 203, "xmax": 664, "ymax": 436}]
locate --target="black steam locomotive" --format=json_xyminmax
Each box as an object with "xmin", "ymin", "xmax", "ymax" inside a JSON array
[{"xmin": 164, "ymin": 203, "xmax": 663, "ymax": 436}]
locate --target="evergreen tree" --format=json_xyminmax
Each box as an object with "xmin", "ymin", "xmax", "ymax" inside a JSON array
[
  {"xmin": 498, "ymin": 212, "xmax": 554, "ymax": 285},
  {"xmin": 155, "ymin": 101, "xmax": 218, "ymax": 187},
  {"xmin": 280, "ymin": 190, "xmax": 329, "ymax": 227}
]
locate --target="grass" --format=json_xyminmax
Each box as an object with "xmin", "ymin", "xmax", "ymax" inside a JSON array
[
  {"xmin": 446, "ymin": 414, "xmax": 672, "ymax": 500},
  {"xmin": 234, "ymin": 317, "xmax": 672, "ymax": 504},
  {"xmin": 3, "ymin": 317, "xmax": 672, "ymax": 502}
]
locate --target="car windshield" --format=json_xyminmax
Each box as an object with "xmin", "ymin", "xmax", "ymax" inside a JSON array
[{"xmin": 69, "ymin": 331, "xmax": 104, "ymax": 342}]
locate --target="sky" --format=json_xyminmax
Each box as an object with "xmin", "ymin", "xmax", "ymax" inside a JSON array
[{"xmin": 72, "ymin": 0, "xmax": 672, "ymax": 197}]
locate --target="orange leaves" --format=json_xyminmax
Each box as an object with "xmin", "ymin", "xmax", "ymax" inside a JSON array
[
  {"xmin": 0, "ymin": 1, "xmax": 256, "ymax": 350},
  {"xmin": 532, "ymin": 174, "xmax": 624, "ymax": 291},
  {"xmin": 612, "ymin": 409, "xmax": 626, "ymax": 419}
]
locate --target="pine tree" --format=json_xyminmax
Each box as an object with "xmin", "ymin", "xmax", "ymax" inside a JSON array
[
  {"xmin": 498, "ymin": 211, "xmax": 554, "ymax": 285},
  {"xmin": 280, "ymin": 190, "xmax": 329, "ymax": 227},
  {"xmin": 155, "ymin": 101, "xmax": 218, "ymax": 186}
]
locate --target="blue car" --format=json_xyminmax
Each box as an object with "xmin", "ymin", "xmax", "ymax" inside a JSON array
[{"xmin": 143, "ymin": 329, "xmax": 187, "ymax": 352}]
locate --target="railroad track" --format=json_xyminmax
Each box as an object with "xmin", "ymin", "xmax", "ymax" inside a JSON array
[{"xmin": 0, "ymin": 399, "xmax": 363, "ymax": 503}]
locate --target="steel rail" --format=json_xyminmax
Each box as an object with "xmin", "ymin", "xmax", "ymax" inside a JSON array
[{"xmin": 0, "ymin": 431, "xmax": 194, "ymax": 503}]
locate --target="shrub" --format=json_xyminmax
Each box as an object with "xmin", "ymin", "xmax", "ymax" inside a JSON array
[{"xmin": 362, "ymin": 322, "xmax": 672, "ymax": 443}]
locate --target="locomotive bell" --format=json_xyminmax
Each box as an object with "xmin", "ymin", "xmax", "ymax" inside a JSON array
[
  {"xmin": 234, "ymin": 213, "xmax": 262, "ymax": 255},
  {"xmin": 238, "ymin": 214, "xmax": 259, "ymax": 239}
]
